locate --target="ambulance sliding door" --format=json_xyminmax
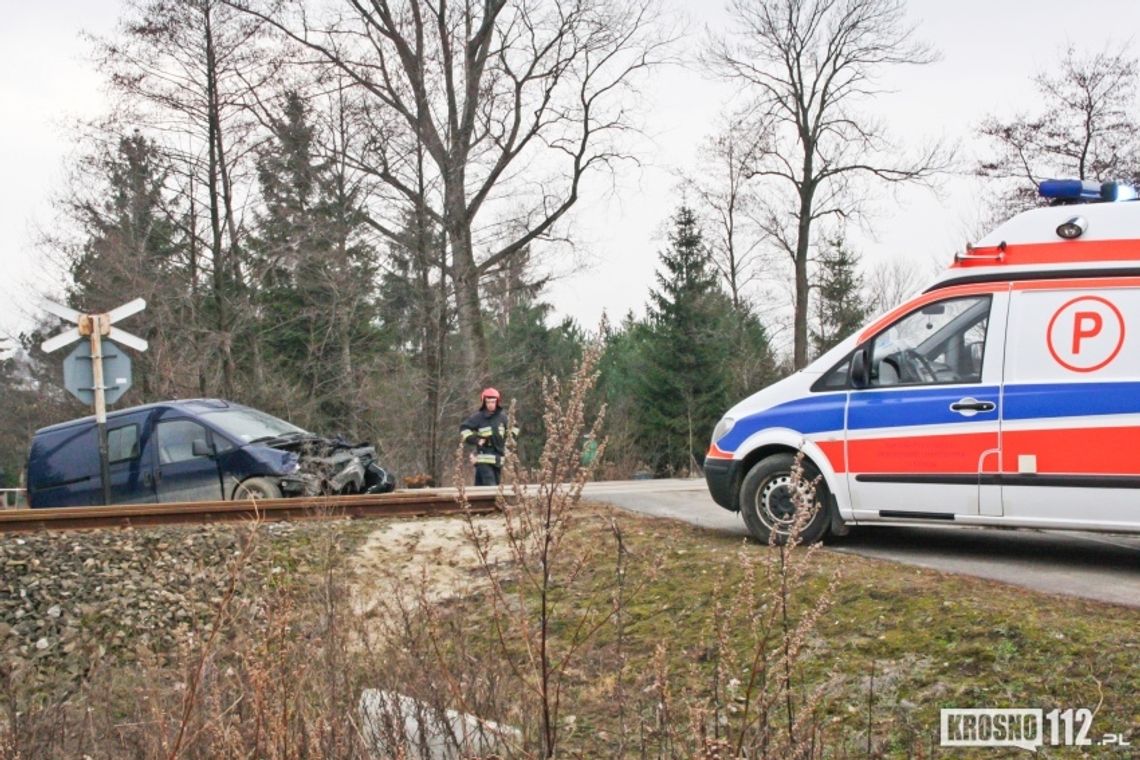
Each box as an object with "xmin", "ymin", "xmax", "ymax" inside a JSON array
[
  {"xmin": 845, "ymin": 291, "xmax": 1006, "ymax": 518},
  {"xmin": 1000, "ymin": 282, "xmax": 1140, "ymax": 530}
]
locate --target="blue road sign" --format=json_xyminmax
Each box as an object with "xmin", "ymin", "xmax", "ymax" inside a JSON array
[{"xmin": 62, "ymin": 340, "xmax": 133, "ymax": 406}]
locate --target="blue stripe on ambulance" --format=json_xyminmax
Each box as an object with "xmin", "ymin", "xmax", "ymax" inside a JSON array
[
  {"xmin": 718, "ymin": 381, "xmax": 1140, "ymax": 457},
  {"xmin": 1002, "ymin": 381, "xmax": 1140, "ymax": 420},
  {"xmin": 848, "ymin": 386, "xmax": 1001, "ymax": 429},
  {"xmin": 716, "ymin": 394, "xmax": 846, "ymax": 453}
]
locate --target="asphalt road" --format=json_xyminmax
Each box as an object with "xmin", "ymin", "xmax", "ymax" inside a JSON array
[{"xmin": 582, "ymin": 479, "xmax": 1140, "ymax": 609}]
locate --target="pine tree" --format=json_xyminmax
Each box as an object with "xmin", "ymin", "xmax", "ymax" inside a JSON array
[
  {"xmin": 248, "ymin": 92, "xmax": 383, "ymax": 435},
  {"xmin": 63, "ymin": 131, "xmax": 198, "ymax": 400},
  {"xmin": 376, "ymin": 208, "xmax": 456, "ymax": 480},
  {"xmin": 597, "ymin": 312, "xmax": 655, "ymax": 475},
  {"xmin": 812, "ymin": 237, "xmax": 869, "ymax": 357},
  {"xmin": 636, "ymin": 206, "xmax": 734, "ymax": 475},
  {"xmin": 489, "ymin": 300, "xmax": 584, "ymax": 468},
  {"xmin": 725, "ymin": 305, "xmax": 780, "ymax": 400},
  {"xmin": 68, "ymin": 133, "xmax": 184, "ymax": 307}
]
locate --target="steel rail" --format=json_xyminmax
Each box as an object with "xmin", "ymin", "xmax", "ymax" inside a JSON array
[{"xmin": 0, "ymin": 490, "xmax": 500, "ymax": 533}]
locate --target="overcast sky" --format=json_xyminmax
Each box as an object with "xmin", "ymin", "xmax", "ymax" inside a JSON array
[{"xmin": 3, "ymin": 1, "xmax": 1139, "ymax": 351}]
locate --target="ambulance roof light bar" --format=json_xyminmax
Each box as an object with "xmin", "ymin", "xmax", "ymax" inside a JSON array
[{"xmin": 1039, "ymin": 179, "xmax": 1138, "ymax": 204}]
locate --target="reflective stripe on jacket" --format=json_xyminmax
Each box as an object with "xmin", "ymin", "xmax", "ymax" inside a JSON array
[{"xmin": 459, "ymin": 408, "xmax": 514, "ymax": 468}]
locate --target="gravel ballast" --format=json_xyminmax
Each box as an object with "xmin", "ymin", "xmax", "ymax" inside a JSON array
[{"xmin": 0, "ymin": 520, "xmax": 355, "ymax": 697}]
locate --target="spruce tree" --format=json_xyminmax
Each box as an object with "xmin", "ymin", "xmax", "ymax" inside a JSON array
[
  {"xmin": 636, "ymin": 206, "xmax": 733, "ymax": 475},
  {"xmin": 68, "ymin": 132, "xmax": 184, "ymax": 311},
  {"xmin": 248, "ymin": 92, "xmax": 382, "ymax": 435},
  {"xmin": 488, "ymin": 299, "xmax": 584, "ymax": 468},
  {"xmin": 597, "ymin": 312, "xmax": 654, "ymax": 474},
  {"xmin": 63, "ymin": 131, "xmax": 197, "ymax": 399},
  {"xmin": 812, "ymin": 237, "xmax": 869, "ymax": 357}
]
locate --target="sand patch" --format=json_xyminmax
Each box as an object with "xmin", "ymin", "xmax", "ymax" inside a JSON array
[{"xmin": 350, "ymin": 515, "xmax": 515, "ymax": 620}]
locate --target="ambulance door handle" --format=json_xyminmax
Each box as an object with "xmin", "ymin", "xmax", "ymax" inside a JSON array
[{"xmin": 949, "ymin": 398, "xmax": 996, "ymax": 416}]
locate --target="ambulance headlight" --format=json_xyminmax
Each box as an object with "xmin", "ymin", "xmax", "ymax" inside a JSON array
[
  {"xmin": 711, "ymin": 416, "xmax": 735, "ymax": 444},
  {"xmin": 1056, "ymin": 216, "xmax": 1087, "ymax": 240}
]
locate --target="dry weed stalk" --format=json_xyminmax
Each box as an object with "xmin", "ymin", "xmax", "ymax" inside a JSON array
[
  {"xmin": 162, "ymin": 515, "xmax": 264, "ymax": 758},
  {"xmin": 671, "ymin": 453, "xmax": 841, "ymax": 760},
  {"xmin": 450, "ymin": 338, "xmax": 618, "ymax": 758}
]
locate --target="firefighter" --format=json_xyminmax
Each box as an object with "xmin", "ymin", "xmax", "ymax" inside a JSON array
[{"xmin": 459, "ymin": 388, "xmax": 517, "ymax": 486}]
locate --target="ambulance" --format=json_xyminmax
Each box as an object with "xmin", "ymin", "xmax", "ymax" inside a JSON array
[{"xmin": 705, "ymin": 179, "xmax": 1140, "ymax": 544}]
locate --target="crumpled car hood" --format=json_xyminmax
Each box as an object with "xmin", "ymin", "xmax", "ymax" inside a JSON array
[{"xmin": 264, "ymin": 435, "xmax": 394, "ymax": 495}]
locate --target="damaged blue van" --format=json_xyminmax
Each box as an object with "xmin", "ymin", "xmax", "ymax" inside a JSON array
[{"xmin": 26, "ymin": 399, "xmax": 394, "ymax": 508}]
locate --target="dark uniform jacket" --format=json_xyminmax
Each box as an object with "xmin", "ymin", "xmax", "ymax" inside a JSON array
[{"xmin": 459, "ymin": 408, "xmax": 515, "ymax": 468}]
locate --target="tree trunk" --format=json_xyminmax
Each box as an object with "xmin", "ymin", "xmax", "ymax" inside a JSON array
[
  {"xmin": 793, "ymin": 183, "xmax": 815, "ymax": 370},
  {"xmin": 203, "ymin": 7, "xmax": 236, "ymax": 397},
  {"xmin": 187, "ymin": 174, "xmax": 207, "ymax": 396},
  {"xmin": 421, "ymin": 263, "xmax": 441, "ymax": 481},
  {"xmin": 445, "ymin": 180, "xmax": 490, "ymax": 388}
]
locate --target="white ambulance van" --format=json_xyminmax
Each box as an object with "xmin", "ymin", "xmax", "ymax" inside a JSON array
[{"xmin": 705, "ymin": 180, "xmax": 1140, "ymax": 544}]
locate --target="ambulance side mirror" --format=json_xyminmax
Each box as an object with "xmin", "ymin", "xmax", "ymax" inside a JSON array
[{"xmin": 850, "ymin": 348, "xmax": 870, "ymax": 388}]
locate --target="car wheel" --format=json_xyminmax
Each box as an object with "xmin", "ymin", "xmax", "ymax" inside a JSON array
[
  {"xmin": 233, "ymin": 477, "xmax": 283, "ymax": 501},
  {"xmin": 739, "ymin": 453, "xmax": 831, "ymax": 545}
]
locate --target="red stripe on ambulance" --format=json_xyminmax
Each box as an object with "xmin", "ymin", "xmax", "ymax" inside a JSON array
[
  {"xmin": 1002, "ymin": 426, "xmax": 1140, "ymax": 475},
  {"xmin": 846, "ymin": 432, "xmax": 999, "ymax": 475},
  {"xmin": 951, "ymin": 239, "xmax": 1140, "ymax": 269}
]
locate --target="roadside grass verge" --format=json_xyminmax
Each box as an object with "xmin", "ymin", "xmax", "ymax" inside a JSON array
[
  {"xmin": 397, "ymin": 502, "xmax": 1139, "ymax": 757},
  {"xmin": 3, "ymin": 506, "xmax": 1136, "ymax": 757}
]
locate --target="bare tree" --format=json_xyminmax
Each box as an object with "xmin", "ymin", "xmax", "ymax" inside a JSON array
[
  {"xmin": 865, "ymin": 255, "xmax": 927, "ymax": 314},
  {"xmin": 978, "ymin": 44, "xmax": 1139, "ymax": 215},
  {"xmin": 226, "ymin": 0, "xmax": 675, "ymax": 389},
  {"xmin": 707, "ymin": 0, "xmax": 949, "ymax": 369},
  {"xmin": 92, "ymin": 0, "xmax": 280, "ymax": 396},
  {"xmin": 683, "ymin": 121, "xmax": 771, "ymax": 310}
]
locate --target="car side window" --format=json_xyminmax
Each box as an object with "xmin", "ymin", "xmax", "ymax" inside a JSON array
[
  {"xmin": 157, "ymin": 419, "xmax": 211, "ymax": 464},
  {"xmin": 108, "ymin": 424, "xmax": 140, "ymax": 463},
  {"xmin": 868, "ymin": 295, "xmax": 992, "ymax": 387}
]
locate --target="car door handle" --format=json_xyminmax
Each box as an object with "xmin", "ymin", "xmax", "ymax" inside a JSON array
[{"xmin": 949, "ymin": 398, "xmax": 996, "ymax": 415}]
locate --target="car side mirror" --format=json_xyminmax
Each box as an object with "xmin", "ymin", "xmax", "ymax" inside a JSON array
[
  {"xmin": 850, "ymin": 348, "xmax": 870, "ymax": 388},
  {"xmin": 192, "ymin": 439, "xmax": 215, "ymax": 458}
]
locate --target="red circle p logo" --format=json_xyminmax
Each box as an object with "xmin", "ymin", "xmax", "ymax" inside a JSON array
[{"xmin": 1046, "ymin": 295, "xmax": 1125, "ymax": 373}]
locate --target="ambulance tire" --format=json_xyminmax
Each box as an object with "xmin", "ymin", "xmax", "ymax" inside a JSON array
[{"xmin": 740, "ymin": 453, "xmax": 831, "ymax": 546}]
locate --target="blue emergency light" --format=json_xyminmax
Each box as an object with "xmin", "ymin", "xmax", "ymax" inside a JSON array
[
  {"xmin": 1101, "ymin": 181, "xmax": 1138, "ymax": 202},
  {"xmin": 1039, "ymin": 179, "xmax": 1138, "ymax": 203}
]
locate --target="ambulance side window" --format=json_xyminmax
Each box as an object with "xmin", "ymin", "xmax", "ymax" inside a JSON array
[
  {"xmin": 868, "ymin": 295, "xmax": 992, "ymax": 387},
  {"xmin": 814, "ymin": 355, "xmax": 852, "ymax": 390}
]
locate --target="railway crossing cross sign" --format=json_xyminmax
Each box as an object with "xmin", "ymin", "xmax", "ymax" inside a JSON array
[
  {"xmin": 40, "ymin": 298, "xmax": 148, "ymax": 505},
  {"xmin": 41, "ymin": 298, "xmax": 149, "ymax": 355}
]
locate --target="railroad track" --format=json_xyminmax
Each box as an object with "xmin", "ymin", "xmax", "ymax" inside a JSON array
[{"xmin": 0, "ymin": 489, "xmax": 500, "ymax": 533}]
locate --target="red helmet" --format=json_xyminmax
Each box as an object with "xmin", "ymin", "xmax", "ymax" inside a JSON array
[{"xmin": 481, "ymin": 387, "xmax": 501, "ymax": 402}]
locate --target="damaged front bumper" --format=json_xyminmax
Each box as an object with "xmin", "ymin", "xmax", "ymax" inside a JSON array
[{"xmin": 270, "ymin": 438, "xmax": 396, "ymax": 496}]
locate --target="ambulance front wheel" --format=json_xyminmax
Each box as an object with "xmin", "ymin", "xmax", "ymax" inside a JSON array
[{"xmin": 740, "ymin": 453, "xmax": 831, "ymax": 546}]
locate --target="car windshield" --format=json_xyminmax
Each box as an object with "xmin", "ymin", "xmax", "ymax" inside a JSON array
[{"xmin": 203, "ymin": 408, "xmax": 309, "ymax": 443}]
